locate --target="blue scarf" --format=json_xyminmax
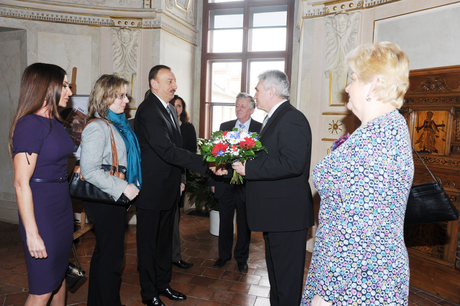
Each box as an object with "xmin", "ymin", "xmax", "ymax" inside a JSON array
[{"xmin": 107, "ymin": 110, "xmax": 142, "ymax": 188}]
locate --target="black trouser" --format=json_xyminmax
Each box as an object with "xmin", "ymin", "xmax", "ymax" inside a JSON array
[
  {"xmin": 172, "ymin": 205, "xmax": 182, "ymax": 262},
  {"xmin": 218, "ymin": 185, "xmax": 251, "ymax": 262},
  {"xmin": 136, "ymin": 204, "xmax": 176, "ymax": 300},
  {"xmin": 263, "ymin": 228, "xmax": 308, "ymax": 306},
  {"xmin": 83, "ymin": 201, "xmax": 127, "ymax": 306}
]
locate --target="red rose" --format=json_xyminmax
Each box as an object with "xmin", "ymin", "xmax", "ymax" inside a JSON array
[{"xmin": 231, "ymin": 144, "xmax": 238, "ymax": 152}]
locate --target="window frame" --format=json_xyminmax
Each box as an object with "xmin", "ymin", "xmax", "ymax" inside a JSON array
[{"xmin": 199, "ymin": 0, "xmax": 294, "ymax": 138}]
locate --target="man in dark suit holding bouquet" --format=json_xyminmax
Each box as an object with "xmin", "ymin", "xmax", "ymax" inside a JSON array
[
  {"xmin": 232, "ymin": 71, "xmax": 314, "ymax": 306},
  {"xmin": 211, "ymin": 93, "xmax": 262, "ymax": 273}
]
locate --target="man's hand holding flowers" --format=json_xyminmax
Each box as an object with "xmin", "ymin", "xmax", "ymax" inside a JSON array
[{"xmin": 199, "ymin": 129, "xmax": 267, "ymax": 184}]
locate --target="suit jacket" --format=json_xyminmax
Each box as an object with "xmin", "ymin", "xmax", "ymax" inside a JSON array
[
  {"xmin": 212, "ymin": 119, "xmax": 262, "ymax": 199},
  {"xmin": 80, "ymin": 114, "xmax": 128, "ymax": 201},
  {"xmin": 180, "ymin": 121, "xmax": 197, "ymax": 153},
  {"xmin": 134, "ymin": 92, "xmax": 206, "ymax": 210},
  {"xmin": 245, "ymin": 101, "xmax": 314, "ymax": 232}
]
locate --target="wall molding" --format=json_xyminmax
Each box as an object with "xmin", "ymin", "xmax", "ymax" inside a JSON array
[
  {"xmin": 0, "ymin": 6, "xmax": 112, "ymax": 26},
  {"xmin": 303, "ymin": 0, "xmax": 400, "ymax": 18},
  {"xmin": 0, "ymin": 4, "xmax": 197, "ymax": 44}
]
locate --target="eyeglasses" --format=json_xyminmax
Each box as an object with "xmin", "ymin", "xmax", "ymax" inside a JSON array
[{"xmin": 115, "ymin": 94, "xmax": 129, "ymax": 99}]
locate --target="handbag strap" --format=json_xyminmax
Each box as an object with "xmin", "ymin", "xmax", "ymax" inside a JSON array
[
  {"xmin": 412, "ymin": 146, "xmax": 438, "ymax": 182},
  {"xmin": 87, "ymin": 118, "xmax": 119, "ymax": 171},
  {"xmin": 71, "ymin": 243, "xmax": 82, "ymax": 269}
]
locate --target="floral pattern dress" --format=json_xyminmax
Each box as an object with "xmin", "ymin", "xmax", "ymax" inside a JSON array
[{"xmin": 302, "ymin": 110, "xmax": 413, "ymax": 305}]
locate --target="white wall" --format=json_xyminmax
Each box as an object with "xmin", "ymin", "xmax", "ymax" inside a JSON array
[{"xmin": 0, "ymin": 27, "xmax": 27, "ymax": 223}]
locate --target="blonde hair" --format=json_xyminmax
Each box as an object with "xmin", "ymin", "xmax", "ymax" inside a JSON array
[
  {"xmin": 346, "ymin": 42, "xmax": 410, "ymax": 108},
  {"xmin": 87, "ymin": 74, "xmax": 129, "ymax": 122}
]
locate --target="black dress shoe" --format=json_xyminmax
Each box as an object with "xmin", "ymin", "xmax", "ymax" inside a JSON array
[
  {"xmin": 213, "ymin": 258, "xmax": 229, "ymax": 269},
  {"xmin": 237, "ymin": 262, "xmax": 248, "ymax": 273},
  {"xmin": 158, "ymin": 287, "xmax": 187, "ymax": 300},
  {"xmin": 142, "ymin": 296, "xmax": 165, "ymax": 306},
  {"xmin": 172, "ymin": 260, "xmax": 194, "ymax": 269}
]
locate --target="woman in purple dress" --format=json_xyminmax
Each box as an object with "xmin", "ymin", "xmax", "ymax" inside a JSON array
[
  {"xmin": 9, "ymin": 63, "xmax": 74, "ymax": 306},
  {"xmin": 302, "ymin": 42, "xmax": 413, "ymax": 305}
]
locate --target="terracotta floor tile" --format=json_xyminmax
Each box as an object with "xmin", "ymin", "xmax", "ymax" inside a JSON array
[
  {"xmin": 258, "ymin": 277, "xmax": 270, "ymax": 287},
  {"xmin": 207, "ymin": 279, "xmax": 233, "ymax": 290},
  {"xmin": 231, "ymin": 292, "xmax": 257, "ymax": 306},
  {"xmin": 417, "ymin": 291, "xmax": 443, "ymax": 303},
  {"xmin": 189, "ymin": 275, "xmax": 214, "ymax": 287},
  {"xmin": 0, "ymin": 284, "xmax": 24, "ymax": 295},
  {"xmin": 210, "ymin": 289, "xmax": 235, "ymax": 303},
  {"xmin": 170, "ymin": 281, "xmax": 194, "ymax": 295},
  {"xmin": 189, "ymin": 285, "xmax": 215, "ymax": 299},
  {"xmin": 410, "ymin": 292, "xmax": 426, "ymax": 303},
  {"xmin": 171, "ymin": 271, "xmax": 195, "ymax": 284},
  {"xmin": 240, "ymin": 274, "xmax": 261, "ymax": 285},
  {"xmin": 221, "ymin": 271, "xmax": 242, "ymax": 282},
  {"xmin": 254, "ymin": 296, "xmax": 270, "ymax": 306},
  {"xmin": 4, "ymin": 292, "xmax": 28, "ymax": 305},
  {"xmin": 194, "ymin": 300, "xmax": 221, "ymax": 306},
  {"xmin": 416, "ymin": 298, "xmax": 442, "ymax": 306},
  {"xmin": 228, "ymin": 282, "xmax": 251, "ymax": 294},
  {"xmin": 120, "ymin": 283, "xmax": 139, "ymax": 298},
  {"xmin": 439, "ymin": 301, "xmax": 460, "ymax": 306},
  {"xmin": 202, "ymin": 268, "xmax": 224, "ymax": 279},
  {"xmin": 0, "ymin": 212, "xmax": 459, "ymax": 306},
  {"xmin": 248, "ymin": 285, "xmax": 270, "ymax": 298}
]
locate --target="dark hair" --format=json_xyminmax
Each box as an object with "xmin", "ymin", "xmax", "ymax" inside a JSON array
[
  {"xmin": 144, "ymin": 89, "xmax": 151, "ymax": 99},
  {"xmin": 87, "ymin": 74, "xmax": 129, "ymax": 122},
  {"xmin": 9, "ymin": 62, "xmax": 66, "ymax": 155},
  {"xmin": 148, "ymin": 65, "xmax": 171, "ymax": 88},
  {"xmin": 169, "ymin": 95, "xmax": 189, "ymax": 123}
]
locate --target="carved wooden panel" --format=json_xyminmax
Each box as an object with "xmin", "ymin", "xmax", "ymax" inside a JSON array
[{"xmin": 400, "ymin": 65, "xmax": 460, "ymax": 302}]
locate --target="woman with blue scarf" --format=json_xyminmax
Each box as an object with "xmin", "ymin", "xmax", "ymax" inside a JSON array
[{"xmin": 80, "ymin": 74, "xmax": 142, "ymax": 306}]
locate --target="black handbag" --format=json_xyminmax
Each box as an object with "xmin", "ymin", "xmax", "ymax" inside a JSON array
[
  {"xmin": 69, "ymin": 119, "xmax": 130, "ymax": 205},
  {"xmin": 404, "ymin": 148, "xmax": 459, "ymax": 226},
  {"xmin": 66, "ymin": 243, "xmax": 85, "ymax": 289}
]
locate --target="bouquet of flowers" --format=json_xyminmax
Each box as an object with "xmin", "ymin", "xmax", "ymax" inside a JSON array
[{"xmin": 198, "ymin": 129, "xmax": 268, "ymax": 184}]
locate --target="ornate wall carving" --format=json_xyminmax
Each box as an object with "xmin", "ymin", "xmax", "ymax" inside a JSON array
[
  {"xmin": 112, "ymin": 27, "xmax": 140, "ymax": 93},
  {"xmin": 324, "ymin": 11, "xmax": 360, "ymax": 106}
]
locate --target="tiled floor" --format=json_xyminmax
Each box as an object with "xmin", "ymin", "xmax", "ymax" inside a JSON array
[{"xmin": 0, "ymin": 210, "xmax": 459, "ymax": 306}]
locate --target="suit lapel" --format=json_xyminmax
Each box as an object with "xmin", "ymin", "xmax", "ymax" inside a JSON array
[
  {"xmin": 248, "ymin": 120, "xmax": 259, "ymax": 133},
  {"xmin": 151, "ymin": 95, "xmax": 182, "ymax": 142},
  {"xmin": 259, "ymin": 101, "xmax": 290, "ymax": 138},
  {"xmin": 168, "ymin": 104, "xmax": 182, "ymax": 133}
]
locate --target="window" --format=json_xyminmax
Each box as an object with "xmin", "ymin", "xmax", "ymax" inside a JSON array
[{"xmin": 200, "ymin": 0, "xmax": 294, "ymax": 138}]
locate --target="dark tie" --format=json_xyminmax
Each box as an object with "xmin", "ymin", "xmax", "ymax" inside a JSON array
[
  {"xmin": 260, "ymin": 115, "xmax": 269, "ymax": 132},
  {"xmin": 167, "ymin": 104, "xmax": 178, "ymax": 130}
]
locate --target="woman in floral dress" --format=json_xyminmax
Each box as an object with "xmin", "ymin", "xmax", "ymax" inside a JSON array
[{"xmin": 302, "ymin": 42, "xmax": 413, "ymax": 306}]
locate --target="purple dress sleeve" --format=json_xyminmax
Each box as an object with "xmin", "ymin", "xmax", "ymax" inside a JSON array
[{"xmin": 12, "ymin": 115, "xmax": 45, "ymax": 157}]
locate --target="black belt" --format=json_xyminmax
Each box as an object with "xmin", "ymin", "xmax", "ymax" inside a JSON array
[{"xmin": 30, "ymin": 175, "xmax": 68, "ymax": 183}]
